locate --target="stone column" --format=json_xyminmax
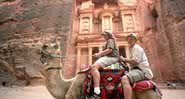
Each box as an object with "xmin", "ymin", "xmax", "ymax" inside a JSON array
[
  {"xmin": 88, "ymin": 47, "xmax": 92, "ymax": 65},
  {"xmin": 102, "ymin": 17, "xmax": 105, "ymax": 32},
  {"xmin": 110, "ymin": 16, "xmax": 113, "ymax": 33},
  {"xmin": 79, "ymin": 17, "xmax": 83, "ymax": 33},
  {"xmin": 90, "ymin": 17, "xmax": 93, "ymax": 33},
  {"xmin": 125, "ymin": 46, "xmax": 130, "ymax": 58},
  {"xmin": 121, "ymin": 14, "xmax": 126, "ymax": 32},
  {"xmin": 132, "ymin": 14, "xmax": 136, "ymax": 31},
  {"xmin": 76, "ymin": 47, "xmax": 81, "ymax": 73},
  {"xmin": 99, "ymin": 46, "xmax": 103, "ymax": 52}
]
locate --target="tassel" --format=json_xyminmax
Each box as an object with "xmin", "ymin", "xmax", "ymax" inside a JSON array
[
  {"xmin": 101, "ymin": 88, "xmax": 107, "ymax": 99},
  {"xmin": 119, "ymin": 87, "xmax": 124, "ymax": 98}
]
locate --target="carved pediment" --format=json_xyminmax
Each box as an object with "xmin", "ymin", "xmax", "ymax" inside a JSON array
[
  {"xmin": 92, "ymin": 0, "xmax": 118, "ymax": 4},
  {"xmin": 76, "ymin": 0, "xmax": 90, "ymax": 3},
  {"xmin": 77, "ymin": 34, "xmax": 103, "ymax": 42},
  {"xmin": 80, "ymin": 0, "xmax": 94, "ymax": 10},
  {"xmin": 118, "ymin": 0, "xmax": 138, "ymax": 5}
]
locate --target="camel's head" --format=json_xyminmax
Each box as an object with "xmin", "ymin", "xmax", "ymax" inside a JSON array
[{"xmin": 40, "ymin": 42, "xmax": 62, "ymax": 70}]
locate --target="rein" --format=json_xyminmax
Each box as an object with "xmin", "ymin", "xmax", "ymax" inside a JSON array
[
  {"xmin": 41, "ymin": 49, "xmax": 62, "ymax": 70},
  {"xmin": 41, "ymin": 49, "xmax": 61, "ymax": 58},
  {"xmin": 46, "ymin": 66, "xmax": 62, "ymax": 70}
]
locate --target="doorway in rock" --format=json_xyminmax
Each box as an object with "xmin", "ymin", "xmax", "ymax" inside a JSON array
[{"xmin": 119, "ymin": 46, "xmax": 126, "ymax": 57}]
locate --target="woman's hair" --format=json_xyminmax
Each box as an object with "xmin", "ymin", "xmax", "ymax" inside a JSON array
[{"xmin": 103, "ymin": 31, "xmax": 116, "ymax": 40}]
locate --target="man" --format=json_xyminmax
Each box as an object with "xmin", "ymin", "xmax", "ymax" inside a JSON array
[
  {"xmin": 91, "ymin": 31, "xmax": 119, "ymax": 97},
  {"xmin": 120, "ymin": 33, "xmax": 153, "ymax": 99}
]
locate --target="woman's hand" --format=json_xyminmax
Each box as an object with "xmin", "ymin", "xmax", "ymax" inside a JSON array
[{"xmin": 93, "ymin": 53, "xmax": 101, "ymax": 58}]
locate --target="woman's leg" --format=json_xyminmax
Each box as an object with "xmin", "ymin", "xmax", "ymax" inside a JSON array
[
  {"xmin": 91, "ymin": 64, "xmax": 101, "ymax": 94},
  {"xmin": 91, "ymin": 56, "xmax": 118, "ymax": 95}
]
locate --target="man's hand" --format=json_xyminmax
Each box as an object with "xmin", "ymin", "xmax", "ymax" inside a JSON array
[
  {"xmin": 120, "ymin": 56, "xmax": 127, "ymax": 62},
  {"xmin": 93, "ymin": 53, "xmax": 101, "ymax": 58}
]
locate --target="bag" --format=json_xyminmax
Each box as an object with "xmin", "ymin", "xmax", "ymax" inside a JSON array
[{"xmin": 133, "ymin": 80, "xmax": 154, "ymax": 91}]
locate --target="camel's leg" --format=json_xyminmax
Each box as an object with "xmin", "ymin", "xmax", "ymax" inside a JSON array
[
  {"xmin": 132, "ymin": 91, "xmax": 137, "ymax": 99},
  {"xmin": 134, "ymin": 90, "xmax": 161, "ymax": 99},
  {"xmin": 65, "ymin": 73, "xmax": 86, "ymax": 99}
]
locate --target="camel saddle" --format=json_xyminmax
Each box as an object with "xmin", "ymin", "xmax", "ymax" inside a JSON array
[{"xmin": 82, "ymin": 63, "xmax": 160, "ymax": 99}]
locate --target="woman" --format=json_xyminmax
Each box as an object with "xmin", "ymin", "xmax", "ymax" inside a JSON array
[{"xmin": 90, "ymin": 31, "xmax": 119, "ymax": 97}]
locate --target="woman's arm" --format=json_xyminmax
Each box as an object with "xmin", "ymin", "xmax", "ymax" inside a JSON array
[
  {"xmin": 94, "ymin": 39, "xmax": 115, "ymax": 57},
  {"xmin": 94, "ymin": 49, "xmax": 113, "ymax": 58},
  {"xmin": 99, "ymin": 48, "xmax": 113, "ymax": 56}
]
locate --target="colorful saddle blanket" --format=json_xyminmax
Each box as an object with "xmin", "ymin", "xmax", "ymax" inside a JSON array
[{"xmin": 83, "ymin": 69, "xmax": 125, "ymax": 99}]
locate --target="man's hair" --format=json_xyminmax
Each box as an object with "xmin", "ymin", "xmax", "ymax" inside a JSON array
[{"xmin": 127, "ymin": 33, "xmax": 137, "ymax": 41}]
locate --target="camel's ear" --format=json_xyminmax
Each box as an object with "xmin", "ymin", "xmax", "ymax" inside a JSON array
[
  {"xmin": 54, "ymin": 42, "xmax": 61, "ymax": 53},
  {"xmin": 30, "ymin": 44, "xmax": 44, "ymax": 54},
  {"xmin": 31, "ymin": 43, "xmax": 44, "ymax": 49}
]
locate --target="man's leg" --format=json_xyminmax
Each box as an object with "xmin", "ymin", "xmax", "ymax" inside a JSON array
[
  {"xmin": 121, "ymin": 75, "xmax": 132, "ymax": 99},
  {"xmin": 91, "ymin": 64, "xmax": 101, "ymax": 95}
]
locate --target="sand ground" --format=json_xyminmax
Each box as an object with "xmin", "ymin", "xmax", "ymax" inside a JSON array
[
  {"xmin": 0, "ymin": 86, "xmax": 54, "ymax": 99},
  {"xmin": 0, "ymin": 86, "xmax": 185, "ymax": 99}
]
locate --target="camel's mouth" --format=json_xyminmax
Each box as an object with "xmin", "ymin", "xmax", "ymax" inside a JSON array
[
  {"xmin": 44, "ymin": 66, "xmax": 62, "ymax": 70},
  {"xmin": 47, "ymin": 53, "xmax": 61, "ymax": 58}
]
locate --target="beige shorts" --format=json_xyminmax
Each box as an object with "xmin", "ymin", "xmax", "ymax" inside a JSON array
[
  {"xmin": 125, "ymin": 69, "xmax": 147, "ymax": 84},
  {"xmin": 94, "ymin": 56, "xmax": 118, "ymax": 67}
]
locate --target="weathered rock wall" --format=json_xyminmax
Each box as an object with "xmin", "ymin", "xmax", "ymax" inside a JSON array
[
  {"xmin": 137, "ymin": 0, "xmax": 185, "ymax": 82},
  {"xmin": 155, "ymin": 0, "xmax": 185, "ymax": 82},
  {"xmin": 0, "ymin": 0, "xmax": 73, "ymax": 86}
]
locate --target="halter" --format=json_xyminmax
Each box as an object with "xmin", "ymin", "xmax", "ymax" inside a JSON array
[{"xmin": 41, "ymin": 49, "xmax": 62, "ymax": 70}]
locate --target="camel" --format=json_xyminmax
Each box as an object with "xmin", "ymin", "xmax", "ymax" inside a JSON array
[{"xmin": 40, "ymin": 42, "xmax": 161, "ymax": 99}]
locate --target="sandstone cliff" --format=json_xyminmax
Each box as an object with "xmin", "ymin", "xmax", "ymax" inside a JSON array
[
  {"xmin": 0, "ymin": 0, "xmax": 72, "ymax": 86},
  {"xmin": 137, "ymin": 0, "xmax": 185, "ymax": 82}
]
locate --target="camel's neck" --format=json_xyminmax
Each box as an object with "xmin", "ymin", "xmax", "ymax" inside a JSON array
[
  {"xmin": 47, "ymin": 56, "xmax": 61, "ymax": 67},
  {"xmin": 45, "ymin": 68, "xmax": 73, "ymax": 99},
  {"xmin": 46, "ymin": 69, "xmax": 61, "ymax": 81}
]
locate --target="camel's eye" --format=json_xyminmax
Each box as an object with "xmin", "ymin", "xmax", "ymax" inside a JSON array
[
  {"xmin": 54, "ymin": 44, "xmax": 58, "ymax": 49},
  {"xmin": 42, "ymin": 44, "xmax": 48, "ymax": 49}
]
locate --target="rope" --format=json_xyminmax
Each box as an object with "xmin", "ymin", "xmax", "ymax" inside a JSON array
[{"xmin": 46, "ymin": 66, "xmax": 61, "ymax": 70}]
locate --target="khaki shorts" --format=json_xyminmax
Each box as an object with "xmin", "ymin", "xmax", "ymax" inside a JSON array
[
  {"xmin": 125, "ymin": 69, "xmax": 147, "ymax": 84},
  {"xmin": 94, "ymin": 56, "xmax": 118, "ymax": 67}
]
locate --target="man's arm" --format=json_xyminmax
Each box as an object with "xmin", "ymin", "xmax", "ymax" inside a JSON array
[
  {"xmin": 120, "ymin": 56, "xmax": 138, "ymax": 65},
  {"xmin": 124, "ymin": 58, "xmax": 138, "ymax": 65}
]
